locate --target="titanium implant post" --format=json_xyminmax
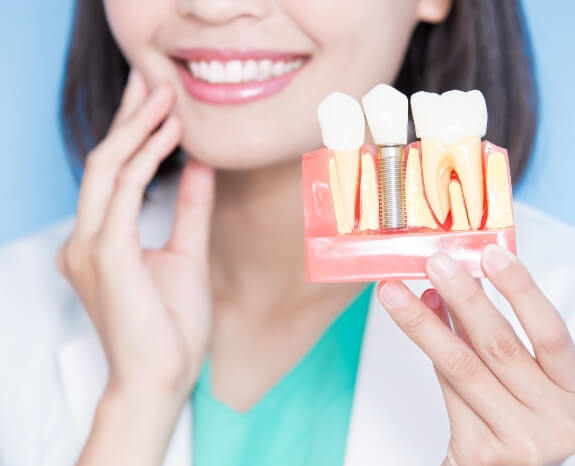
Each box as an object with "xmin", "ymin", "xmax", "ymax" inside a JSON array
[{"xmin": 378, "ymin": 146, "xmax": 406, "ymax": 230}]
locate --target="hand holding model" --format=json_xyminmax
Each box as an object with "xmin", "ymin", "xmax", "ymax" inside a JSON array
[
  {"xmin": 379, "ymin": 251, "xmax": 575, "ymax": 466},
  {"xmin": 56, "ymin": 70, "xmax": 214, "ymax": 466}
]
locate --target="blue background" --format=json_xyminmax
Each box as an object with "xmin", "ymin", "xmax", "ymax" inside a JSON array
[{"xmin": 1, "ymin": 0, "xmax": 574, "ymax": 246}]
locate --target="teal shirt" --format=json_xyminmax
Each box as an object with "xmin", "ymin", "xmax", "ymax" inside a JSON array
[{"xmin": 191, "ymin": 283, "xmax": 374, "ymax": 466}]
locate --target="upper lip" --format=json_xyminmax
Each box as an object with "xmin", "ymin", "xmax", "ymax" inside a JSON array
[{"xmin": 171, "ymin": 47, "xmax": 309, "ymax": 62}]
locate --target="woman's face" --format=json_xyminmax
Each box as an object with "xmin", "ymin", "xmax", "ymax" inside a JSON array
[{"xmin": 104, "ymin": 0, "xmax": 450, "ymax": 170}]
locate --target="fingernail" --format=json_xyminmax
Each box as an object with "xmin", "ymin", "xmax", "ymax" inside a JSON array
[
  {"xmin": 482, "ymin": 244, "xmax": 514, "ymax": 273},
  {"xmin": 378, "ymin": 282, "xmax": 410, "ymax": 309},
  {"xmin": 426, "ymin": 254, "xmax": 459, "ymax": 280},
  {"xmin": 421, "ymin": 289, "xmax": 442, "ymax": 310}
]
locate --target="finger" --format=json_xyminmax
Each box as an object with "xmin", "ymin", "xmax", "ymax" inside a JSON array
[
  {"xmin": 165, "ymin": 159, "xmax": 215, "ymax": 258},
  {"xmin": 109, "ymin": 69, "xmax": 149, "ymax": 130},
  {"xmin": 422, "ymin": 289, "xmax": 501, "ymax": 439},
  {"xmin": 448, "ymin": 306, "xmax": 473, "ymax": 348},
  {"xmin": 449, "ymin": 280, "xmax": 485, "ymax": 348},
  {"xmin": 482, "ymin": 244, "xmax": 575, "ymax": 393},
  {"xmin": 93, "ymin": 83, "xmax": 174, "ymax": 172},
  {"xmin": 99, "ymin": 116, "xmax": 182, "ymax": 245},
  {"xmin": 442, "ymin": 279, "xmax": 484, "ymax": 352},
  {"xmin": 75, "ymin": 83, "xmax": 175, "ymax": 238},
  {"xmin": 434, "ymin": 367, "xmax": 494, "ymax": 441},
  {"xmin": 377, "ymin": 281, "xmax": 520, "ymax": 435},
  {"xmin": 426, "ymin": 253, "xmax": 555, "ymax": 408}
]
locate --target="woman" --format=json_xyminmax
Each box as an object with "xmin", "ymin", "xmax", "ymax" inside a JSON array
[{"xmin": 2, "ymin": 0, "xmax": 575, "ymax": 465}]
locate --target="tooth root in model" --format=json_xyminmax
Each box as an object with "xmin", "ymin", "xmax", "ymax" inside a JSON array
[
  {"xmin": 449, "ymin": 180, "xmax": 471, "ymax": 231},
  {"xmin": 329, "ymin": 158, "xmax": 352, "ymax": 234},
  {"xmin": 359, "ymin": 153, "xmax": 379, "ymax": 231},
  {"xmin": 334, "ymin": 149, "xmax": 360, "ymax": 230},
  {"xmin": 404, "ymin": 148, "xmax": 438, "ymax": 229},
  {"xmin": 485, "ymin": 151, "xmax": 514, "ymax": 229},
  {"xmin": 317, "ymin": 92, "xmax": 365, "ymax": 233},
  {"xmin": 411, "ymin": 90, "xmax": 487, "ymax": 230},
  {"xmin": 361, "ymin": 83, "xmax": 409, "ymax": 230}
]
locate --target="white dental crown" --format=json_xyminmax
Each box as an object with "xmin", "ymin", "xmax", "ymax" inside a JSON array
[
  {"xmin": 362, "ymin": 84, "xmax": 408, "ymax": 145},
  {"xmin": 317, "ymin": 92, "xmax": 365, "ymax": 150},
  {"xmin": 410, "ymin": 90, "xmax": 488, "ymax": 146}
]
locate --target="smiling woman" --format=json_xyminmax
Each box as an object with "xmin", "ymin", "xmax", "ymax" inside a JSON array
[
  {"xmin": 2, "ymin": 0, "xmax": 575, "ymax": 465},
  {"xmin": 63, "ymin": 0, "xmax": 535, "ymax": 177}
]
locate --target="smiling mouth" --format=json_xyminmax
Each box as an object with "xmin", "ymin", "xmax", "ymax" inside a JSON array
[
  {"xmin": 186, "ymin": 57, "xmax": 306, "ymax": 84},
  {"xmin": 172, "ymin": 48, "xmax": 310, "ymax": 105}
]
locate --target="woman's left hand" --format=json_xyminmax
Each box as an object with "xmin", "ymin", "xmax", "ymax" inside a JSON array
[{"xmin": 377, "ymin": 244, "xmax": 575, "ymax": 466}]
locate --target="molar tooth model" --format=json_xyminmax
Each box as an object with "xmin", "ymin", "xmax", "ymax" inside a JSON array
[
  {"xmin": 411, "ymin": 90, "xmax": 488, "ymax": 230},
  {"xmin": 303, "ymin": 86, "xmax": 516, "ymax": 282}
]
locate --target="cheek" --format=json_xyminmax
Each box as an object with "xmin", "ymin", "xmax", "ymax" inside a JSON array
[
  {"xmin": 103, "ymin": 0, "xmax": 168, "ymax": 67},
  {"xmin": 286, "ymin": 0, "xmax": 419, "ymax": 93}
]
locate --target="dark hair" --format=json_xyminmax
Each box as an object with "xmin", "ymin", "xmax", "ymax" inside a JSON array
[
  {"xmin": 62, "ymin": 0, "xmax": 537, "ymax": 193},
  {"xmin": 395, "ymin": 1, "xmax": 537, "ymax": 184}
]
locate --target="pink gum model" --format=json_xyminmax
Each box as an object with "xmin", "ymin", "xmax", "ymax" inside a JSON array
[{"xmin": 302, "ymin": 141, "xmax": 516, "ymax": 282}]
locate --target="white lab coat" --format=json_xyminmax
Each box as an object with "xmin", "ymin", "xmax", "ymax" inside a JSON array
[{"xmin": 1, "ymin": 171, "xmax": 575, "ymax": 466}]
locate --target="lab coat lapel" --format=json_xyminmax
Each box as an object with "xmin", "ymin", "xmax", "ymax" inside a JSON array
[
  {"xmin": 57, "ymin": 332, "xmax": 193, "ymax": 466},
  {"xmin": 343, "ymin": 282, "xmax": 451, "ymax": 466},
  {"xmin": 57, "ymin": 332, "xmax": 108, "ymax": 443}
]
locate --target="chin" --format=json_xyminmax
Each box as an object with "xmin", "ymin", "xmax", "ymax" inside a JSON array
[
  {"xmin": 177, "ymin": 113, "xmax": 322, "ymax": 171},
  {"xmin": 179, "ymin": 133, "xmax": 295, "ymax": 171}
]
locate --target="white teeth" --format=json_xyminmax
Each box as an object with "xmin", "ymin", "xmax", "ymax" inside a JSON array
[
  {"xmin": 411, "ymin": 90, "xmax": 487, "ymax": 146},
  {"xmin": 188, "ymin": 57, "xmax": 304, "ymax": 84},
  {"xmin": 190, "ymin": 62, "xmax": 200, "ymax": 77},
  {"xmin": 362, "ymin": 83, "xmax": 408, "ymax": 145},
  {"xmin": 208, "ymin": 60, "xmax": 225, "ymax": 83},
  {"xmin": 243, "ymin": 60, "xmax": 258, "ymax": 81},
  {"xmin": 199, "ymin": 61, "xmax": 209, "ymax": 80},
  {"xmin": 317, "ymin": 92, "xmax": 365, "ymax": 151},
  {"xmin": 225, "ymin": 60, "xmax": 243, "ymax": 83},
  {"xmin": 272, "ymin": 61, "xmax": 285, "ymax": 77},
  {"xmin": 257, "ymin": 59, "xmax": 273, "ymax": 81}
]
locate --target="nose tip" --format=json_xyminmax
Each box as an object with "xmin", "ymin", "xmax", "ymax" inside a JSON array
[{"xmin": 177, "ymin": 0, "xmax": 269, "ymax": 25}]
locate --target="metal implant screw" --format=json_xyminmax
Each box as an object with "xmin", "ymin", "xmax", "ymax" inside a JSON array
[{"xmin": 378, "ymin": 146, "xmax": 407, "ymax": 230}]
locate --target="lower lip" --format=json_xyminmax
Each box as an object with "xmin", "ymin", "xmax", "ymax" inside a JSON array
[{"xmin": 176, "ymin": 61, "xmax": 305, "ymax": 105}]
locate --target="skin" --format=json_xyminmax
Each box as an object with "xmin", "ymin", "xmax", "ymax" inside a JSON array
[{"xmin": 54, "ymin": 0, "xmax": 575, "ymax": 464}]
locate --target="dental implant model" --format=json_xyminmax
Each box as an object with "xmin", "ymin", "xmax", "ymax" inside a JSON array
[
  {"xmin": 362, "ymin": 84, "xmax": 408, "ymax": 231},
  {"xmin": 302, "ymin": 85, "xmax": 516, "ymax": 282}
]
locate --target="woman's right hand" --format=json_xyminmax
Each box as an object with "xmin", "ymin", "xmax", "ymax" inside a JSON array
[{"xmin": 56, "ymin": 70, "xmax": 215, "ymax": 465}]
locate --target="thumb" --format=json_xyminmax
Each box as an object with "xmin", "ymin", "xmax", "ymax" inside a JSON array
[{"xmin": 165, "ymin": 158, "xmax": 215, "ymax": 259}]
